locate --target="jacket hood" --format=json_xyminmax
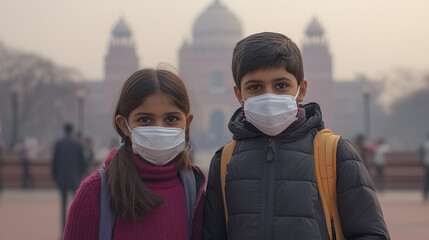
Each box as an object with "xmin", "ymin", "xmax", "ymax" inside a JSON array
[{"xmin": 228, "ymin": 102, "xmax": 324, "ymax": 141}]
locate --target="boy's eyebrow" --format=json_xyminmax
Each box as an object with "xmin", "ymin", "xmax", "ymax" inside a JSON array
[
  {"xmin": 243, "ymin": 79, "xmax": 263, "ymax": 85},
  {"xmin": 273, "ymin": 77, "xmax": 292, "ymax": 82},
  {"xmin": 244, "ymin": 77, "xmax": 292, "ymax": 85}
]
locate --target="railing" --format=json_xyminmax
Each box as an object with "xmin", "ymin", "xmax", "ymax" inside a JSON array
[
  {"xmin": 368, "ymin": 152, "xmax": 425, "ymax": 190},
  {"xmin": 0, "ymin": 152, "xmax": 426, "ymax": 190},
  {"xmin": 0, "ymin": 153, "xmax": 100, "ymax": 189}
]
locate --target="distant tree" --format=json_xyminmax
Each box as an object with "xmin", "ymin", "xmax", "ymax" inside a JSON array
[
  {"xmin": 0, "ymin": 42, "xmax": 85, "ymax": 152},
  {"xmin": 372, "ymin": 70, "xmax": 429, "ymax": 150}
]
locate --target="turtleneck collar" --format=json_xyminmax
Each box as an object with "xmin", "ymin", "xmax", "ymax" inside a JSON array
[
  {"xmin": 130, "ymin": 149, "xmax": 179, "ymax": 183},
  {"xmin": 104, "ymin": 146, "xmax": 180, "ymax": 187}
]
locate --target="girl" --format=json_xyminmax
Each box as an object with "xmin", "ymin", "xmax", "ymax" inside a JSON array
[{"xmin": 63, "ymin": 68, "xmax": 205, "ymax": 240}]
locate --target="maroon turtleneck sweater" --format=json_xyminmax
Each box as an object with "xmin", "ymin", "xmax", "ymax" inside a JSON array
[{"xmin": 63, "ymin": 149, "xmax": 190, "ymax": 240}]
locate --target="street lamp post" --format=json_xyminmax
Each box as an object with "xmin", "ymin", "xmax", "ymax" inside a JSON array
[
  {"xmin": 76, "ymin": 89, "xmax": 86, "ymax": 135},
  {"xmin": 54, "ymin": 99, "xmax": 63, "ymax": 138},
  {"xmin": 362, "ymin": 86, "xmax": 371, "ymax": 141},
  {"xmin": 10, "ymin": 84, "xmax": 21, "ymax": 150}
]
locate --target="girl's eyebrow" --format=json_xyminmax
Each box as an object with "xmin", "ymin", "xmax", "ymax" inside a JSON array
[
  {"xmin": 133, "ymin": 112, "xmax": 182, "ymax": 117},
  {"xmin": 164, "ymin": 112, "xmax": 182, "ymax": 116},
  {"xmin": 134, "ymin": 112, "xmax": 153, "ymax": 116}
]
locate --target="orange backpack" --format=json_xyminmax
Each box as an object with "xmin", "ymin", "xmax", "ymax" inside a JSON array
[{"xmin": 220, "ymin": 129, "xmax": 345, "ymax": 240}]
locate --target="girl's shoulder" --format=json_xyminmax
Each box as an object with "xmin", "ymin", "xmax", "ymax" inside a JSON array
[
  {"xmin": 73, "ymin": 171, "xmax": 102, "ymax": 208},
  {"xmin": 65, "ymin": 171, "xmax": 102, "ymax": 236}
]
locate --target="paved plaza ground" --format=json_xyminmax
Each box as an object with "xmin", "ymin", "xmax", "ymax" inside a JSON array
[{"xmin": 0, "ymin": 188, "xmax": 428, "ymax": 239}]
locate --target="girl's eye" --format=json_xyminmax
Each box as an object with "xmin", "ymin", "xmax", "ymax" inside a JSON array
[
  {"xmin": 248, "ymin": 84, "xmax": 262, "ymax": 91},
  {"xmin": 138, "ymin": 117, "xmax": 151, "ymax": 123},
  {"xmin": 276, "ymin": 83, "xmax": 288, "ymax": 89},
  {"xmin": 166, "ymin": 116, "xmax": 179, "ymax": 122}
]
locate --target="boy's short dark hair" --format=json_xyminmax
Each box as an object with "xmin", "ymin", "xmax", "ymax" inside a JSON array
[{"xmin": 232, "ymin": 32, "xmax": 304, "ymax": 89}]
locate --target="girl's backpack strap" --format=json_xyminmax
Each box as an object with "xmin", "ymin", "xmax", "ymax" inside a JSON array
[
  {"xmin": 97, "ymin": 168, "xmax": 196, "ymax": 240},
  {"xmin": 97, "ymin": 168, "xmax": 115, "ymax": 240},
  {"xmin": 179, "ymin": 169, "xmax": 197, "ymax": 240},
  {"xmin": 220, "ymin": 140, "xmax": 237, "ymax": 229}
]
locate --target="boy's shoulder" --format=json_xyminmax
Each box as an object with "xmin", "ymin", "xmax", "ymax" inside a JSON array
[
  {"xmin": 336, "ymin": 137, "xmax": 362, "ymax": 164},
  {"xmin": 208, "ymin": 145, "xmax": 227, "ymax": 168},
  {"xmin": 211, "ymin": 146, "xmax": 224, "ymax": 162},
  {"xmin": 215, "ymin": 146, "xmax": 225, "ymax": 155}
]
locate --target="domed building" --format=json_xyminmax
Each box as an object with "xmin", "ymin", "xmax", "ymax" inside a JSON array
[
  {"xmin": 192, "ymin": 0, "xmax": 242, "ymax": 50},
  {"xmin": 179, "ymin": 0, "xmax": 243, "ymax": 150},
  {"xmin": 302, "ymin": 17, "xmax": 335, "ymax": 129}
]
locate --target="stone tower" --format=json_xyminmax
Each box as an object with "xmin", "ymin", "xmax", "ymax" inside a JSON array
[
  {"xmin": 104, "ymin": 17, "xmax": 139, "ymax": 112},
  {"xmin": 302, "ymin": 17, "xmax": 334, "ymax": 128}
]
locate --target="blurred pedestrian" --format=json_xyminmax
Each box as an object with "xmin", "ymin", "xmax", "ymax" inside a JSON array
[
  {"xmin": 52, "ymin": 123, "xmax": 84, "ymax": 235},
  {"xmin": 15, "ymin": 138, "xmax": 32, "ymax": 188},
  {"xmin": 83, "ymin": 137, "xmax": 94, "ymax": 176},
  {"xmin": 373, "ymin": 138, "xmax": 389, "ymax": 192},
  {"xmin": 421, "ymin": 134, "xmax": 429, "ymax": 202}
]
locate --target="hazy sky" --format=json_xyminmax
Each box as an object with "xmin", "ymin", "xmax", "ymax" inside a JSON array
[{"xmin": 0, "ymin": 0, "xmax": 428, "ymax": 81}]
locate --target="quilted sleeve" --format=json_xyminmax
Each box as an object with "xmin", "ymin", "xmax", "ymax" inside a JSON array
[
  {"xmin": 203, "ymin": 148, "xmax": 227, "ymax": 240},
  {"xmin": 336, "ymin": 139, "xmax": 390, "ymax": 240}
]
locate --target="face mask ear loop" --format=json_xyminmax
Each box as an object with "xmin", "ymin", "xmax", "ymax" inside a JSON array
[
  {"xmin": 241, "ymin": 98, "xmax": 247, "ymax": 106},
  {"xmin": 123, "ymin": 116, "xmax": 133, "ymax": 132},
  {"xmin": 240, "ymin": 99, "xmax": 247, "ymax": 121},
  {"xmin": 295, "ymin": 86, "xmax": 301, "ymax": 100},
  {"xmin": 295, "ymin": 86, "xmax": 301, "ymax": 118}
]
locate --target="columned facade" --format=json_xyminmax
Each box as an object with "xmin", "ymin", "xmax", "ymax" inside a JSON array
[{"xmin": 179, "ymin": 0, "xmax": 242, "ymax": 150}]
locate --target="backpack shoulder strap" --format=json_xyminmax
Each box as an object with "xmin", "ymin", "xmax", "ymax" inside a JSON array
[
  {"xmin": 97, "ymin": 168, "xmax": 115, "ymax": 240},
  {"xmin": 313, "ymin": 129, "xmax": 345, "ymax": 240},
  {"xmin": 97, "ymin": 168, "xmax": 197, "ymax": 240},
  {"xmin": 179, "ymin": 168, "xmax": 197, "ymax": 240},
  {"xmin": 220, "ymin": 140, "xmax": 237, "ymax": 228}
]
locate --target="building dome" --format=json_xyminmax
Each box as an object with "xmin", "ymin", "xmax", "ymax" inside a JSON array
[
  {"xmin": 112, "ymin": 17, "xmax": 132, "ymax": 38},
  {"xmin": 192, "ymin": 0, "xmax": 242, "ymax": 48},
  {"xmin": 305, "ymin": 17, "xmax": 324, "ymax": 37}
]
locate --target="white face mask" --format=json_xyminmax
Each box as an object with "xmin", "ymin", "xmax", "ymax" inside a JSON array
[
  {"xmin": 125, "ymin": 120, "xmax": 186, "ymax": 166},
  {"xmin": 243, "ymin": 90, "xmax": 300, "ymax": 136}
]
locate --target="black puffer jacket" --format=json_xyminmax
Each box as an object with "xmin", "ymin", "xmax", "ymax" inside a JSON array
[{"xmin": 203, "ymin": 103, "xmax": 390, "ymax": 240}]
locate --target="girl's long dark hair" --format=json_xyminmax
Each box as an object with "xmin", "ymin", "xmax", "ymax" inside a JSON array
[{"xmin": 106, "ymin": 68, "xmax": 192, "ymax": 220}]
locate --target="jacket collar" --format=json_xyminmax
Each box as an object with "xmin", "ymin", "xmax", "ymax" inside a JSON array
[{"xmin": 228, "ymin": 102, "xmax": 324, "ymax": 141}]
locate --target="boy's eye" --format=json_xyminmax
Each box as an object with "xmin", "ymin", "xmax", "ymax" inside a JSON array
[
  {"xmin": 276, "ymin": 83, "xmax": 288, "ymax": 89},
  {"xmin": 138, "ymin": 117, "xmax": 151, "ymax": 123},
  {"xmin": 248, "ymin": 84, "xmax": 262, "ymax": 91},
  {"xmin": 166, "ymin": 116, "xmax": 179, "ymax": 122}
]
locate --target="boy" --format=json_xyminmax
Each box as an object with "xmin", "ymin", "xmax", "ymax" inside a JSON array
[{"xmin": 203, "ymin": 32, "xmax": 390, "ymax": 239}]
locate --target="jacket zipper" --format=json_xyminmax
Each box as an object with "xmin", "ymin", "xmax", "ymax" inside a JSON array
[{"xmin": 261, "ymin": 137, "xmax": 276, "ymax": 240}]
